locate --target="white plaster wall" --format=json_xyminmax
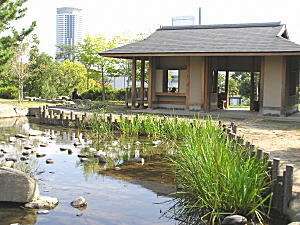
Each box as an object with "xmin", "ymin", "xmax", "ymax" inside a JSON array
[
  {"xmin": 263, "ymin": 56, "xmax": 284, "ymax": 108},
  {"xmin": 190, "ymin": 57, "xmax": 203, "ymax": 104},
  {"xmin": 155, "ymin": 69, "xmax": 163, "ymax": 92},
  {"xmin": 179, "ymin": 70, "xmax": 186, "ymax": 93}
]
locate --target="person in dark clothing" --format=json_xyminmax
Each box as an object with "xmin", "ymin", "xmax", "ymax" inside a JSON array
[{"xmin": 71, "ymin": 88, "xmax": 81, "ymax": 100}]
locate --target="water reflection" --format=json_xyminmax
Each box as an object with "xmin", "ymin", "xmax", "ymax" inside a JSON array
[
  {"xmin": 0, "ymin": 118, "xmax": 176, "ymax": 225},
  {"xmin": 0, "ymin": 203, "xmax": 37, "ymax": 225}
]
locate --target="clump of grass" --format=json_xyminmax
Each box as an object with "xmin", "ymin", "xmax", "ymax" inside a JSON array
[{"xmin": 168, "ymin": 119, "xmax": 272, "ymax": 224}]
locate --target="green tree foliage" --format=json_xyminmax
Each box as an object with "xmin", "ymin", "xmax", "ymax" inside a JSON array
[
  {"xmin": 78, "ymin": 35, "xmax": 119, "ymax": 100},
  {"xmin": 0, "ymin": 0, "xmax": 36, "ymax": 72}
]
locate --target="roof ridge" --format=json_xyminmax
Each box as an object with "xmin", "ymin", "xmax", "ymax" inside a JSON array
[{"xmin": 158, "ymin": 22, "xmax": 282, "ymax": 31}]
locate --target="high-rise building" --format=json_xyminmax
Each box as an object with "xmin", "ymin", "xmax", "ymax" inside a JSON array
[{"xmin": 56, "ymin": 7, "xmax": 83, "ymax": 60}]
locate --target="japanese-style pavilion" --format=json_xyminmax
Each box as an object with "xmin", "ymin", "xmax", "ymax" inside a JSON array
[{"xmin": 100, "ymin": 22, "xmax": 300, "ymax": 116}]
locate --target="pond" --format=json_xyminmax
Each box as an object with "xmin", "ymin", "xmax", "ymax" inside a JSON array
[{"xmin": 0, "ymin": 117, "xmax": 178, "ymax": 225}]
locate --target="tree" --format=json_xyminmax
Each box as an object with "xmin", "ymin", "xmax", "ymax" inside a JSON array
[
  {"xmin": 78, "ymin": 35, "xmax": 119, "ymax": 101},
  {"xmin": 0, "ymin": 0, "xmax": 36, "ymax": 72}
]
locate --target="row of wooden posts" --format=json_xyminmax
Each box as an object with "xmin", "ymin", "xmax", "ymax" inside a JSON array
[
  {"xmin": 225, "ymin": 122, "xmax": 293, "ymax": 216},
  {"xmin": 39, "ymin": 105, "xmax": 293, "ymax": 216}
]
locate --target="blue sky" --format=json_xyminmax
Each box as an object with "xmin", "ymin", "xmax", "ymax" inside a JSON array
[{"xmin": 18, "ymin": 0, "xmax": 300, "ymax": 56}]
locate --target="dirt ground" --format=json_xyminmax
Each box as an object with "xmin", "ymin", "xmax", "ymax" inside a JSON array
[{"xmin": 235, "ymin": 119, "xmax": 300, "ymax": 193}]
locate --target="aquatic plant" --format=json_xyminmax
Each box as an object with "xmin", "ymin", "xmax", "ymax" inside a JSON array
[{"xmin": 168, "ymin": 119, "xmax": 272, "ymax": 224}]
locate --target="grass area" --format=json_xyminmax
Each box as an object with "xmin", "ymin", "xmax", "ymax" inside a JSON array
[{"xmin": 0, "ymin": 98, "xmax": 51, "ymax": 108}]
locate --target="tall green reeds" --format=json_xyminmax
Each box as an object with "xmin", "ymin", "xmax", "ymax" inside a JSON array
[{"xmin": 169, "ymin": 119, "xmax": 272, "ymax": 224}]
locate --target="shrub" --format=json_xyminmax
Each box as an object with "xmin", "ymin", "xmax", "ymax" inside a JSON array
[
  {"xmin": 81, "ymin": 87, "xmax": 126, "ymax": 101},
  {"xmin": 0, "ymin": 86, "xmax": 19, "ymax": 99}
]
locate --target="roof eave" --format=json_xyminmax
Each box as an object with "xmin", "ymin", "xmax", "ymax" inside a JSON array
[{"xmin": 99, "ymin": 51, "xmax": 300, "ymax": 58}]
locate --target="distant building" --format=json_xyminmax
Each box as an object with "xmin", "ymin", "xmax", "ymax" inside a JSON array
[
  {"xmin": 56, "ymin": 7, "xmax": 83, "ymax": 60},
  {"xmin": 172, "ymin": 16, "xmax": 195, "ymax": 26}
]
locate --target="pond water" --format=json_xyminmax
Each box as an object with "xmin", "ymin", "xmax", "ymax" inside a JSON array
[{"xmin": 0, "ymin": 117, "xmax": 177, "ymax": 225}]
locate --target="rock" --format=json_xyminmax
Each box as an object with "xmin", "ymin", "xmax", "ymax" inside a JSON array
[
  {"xmin": 88, "ymin": 148, "xmax": 97, "ymax": 153},
  {"xmin": 1, "ymin": 149, "xmax": 7, "ymax": 154},
  {"xmin": 0, "ymin": 103, "xmax": 28, "ymax": 118},
  {"xmin": 24, "ymin": 196, "xmax": 59, "ymax": 209},
  {"xmin": 22, "ymin": 151, "xmax": 30, "ymax": 156},
  {"xmin": 135, "ymin": 141, "xmax": 141, "ymax": 145},
  {"xmin": 71, "ymin": 196, "xmax": 87, "ymax": 208},
  {"xmin": 222, "ymin": 215, "xmax": 247, "ymax": 225},
  {"xmin": 46, "ymin": 159, "xmax": 54, "ymax": 164},
  {"xmin": 0, "ymin": 167, "xmax": 39, "ymax": 203},
  {"xmin": 15, "ymin": 134, "xmax": 27, "ymax": 138},
  {"xmin": 130, "ymin": 157, "xmax": 145, "ymax": 165},
  {"xmin": 59, "ymin": 147, "xmax": 68, "ymax": 151},
  {"xmin": 0, "ymin": 153, "xmax": 4, "ymax": 158},
  {"xmin": 9, "ymin": 137, "xmax": 16, "ymax": 142},
  {"xmin": 288, "ymin": 223, "xmax": 300, "ymax": 225},
  {"xmin": 77, "ymin": 154, "xmax": 87, "ymax": 158},
  {"xmin": 0, "ymin": 141, "xmax": 6, "ymax": 144},
  {"xmin": 76, "ymin": 213, "xmax": 83, "ymax": 216},
  {"xmin": 96, "ymin": 155, "xmax": 107, "ymax": 164},
  {"xmin": 37, "ymin": 210, "xmax": 49, "ymax": 214},
  {"xmin": 114, "ymin": 167, "xmax": 121, "ymax": 171},
  {"xmin": 36, "ymin": 153, "xmax": 46, "ymax": 158},
  {"xmin": 40, "ymin": 143, "xmax": 47, "ymax": 147},
  {"xmin": 20, "ymin": 156, "xmax": 29, "ymax": 161},
  {"xmin": 2, "ymin": 161, "xmax": 14, "ymax": 167},
  {"xmin": 80, "ymin": 158, "xmax": 91, "ymax": 162},
  {"xmin": 152, "ymin": 140, "xmax": 162, "ymax": 146},
  {"xmin": 74, "ymin": 142, "xmax": 82, "ymax": 147},
  {"xmin": 5, "ymin": 158, "xmax": 17, "ymax": 162},
  {"xmin": 68, "ymin": 149, "xmax": 73, "ymax": 155},
  {"xmin": 24, "ymin": 145, "xmax": 34, "ymax": 150},
  {"xmin": 111, "ymin": 140, "xmax": 119, "ymax": 146}
]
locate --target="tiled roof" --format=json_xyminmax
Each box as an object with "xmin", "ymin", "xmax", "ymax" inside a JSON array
[{"xmin": 100, "ymin": 22, "xmax": 300, "ymax": 56}]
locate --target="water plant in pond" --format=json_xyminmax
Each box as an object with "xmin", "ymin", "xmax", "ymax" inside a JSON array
[{"xmin": 168, "ymin": 119, "xmax": 272, "ymax": 224}]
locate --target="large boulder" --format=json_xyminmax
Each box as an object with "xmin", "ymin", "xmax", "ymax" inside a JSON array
[{"xmin": 0, "ymin": 167, "xmax": 39, "ymax": 203}]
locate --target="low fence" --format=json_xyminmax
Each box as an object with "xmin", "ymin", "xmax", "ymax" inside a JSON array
[{"xmin": 38, "ymin": 105, "xmax": 293, "ymax": 216}]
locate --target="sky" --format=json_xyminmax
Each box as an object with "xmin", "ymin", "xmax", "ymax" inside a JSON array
[{"xmin": 17, "ymin": 0, "xmax": 300, "ymax": 57}]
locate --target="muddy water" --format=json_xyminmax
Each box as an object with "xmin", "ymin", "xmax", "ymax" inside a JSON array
[{"xmin": 0, "ymin": 117, "xmax": 176, "ymax": 225}]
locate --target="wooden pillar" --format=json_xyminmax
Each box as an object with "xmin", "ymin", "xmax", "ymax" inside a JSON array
[
  {"xmin": 203, "ymin": 57, "xmax": 210, "ymax": 112},
  {"xmin": 280, "ymin": 56, "xmax": 287, "ymax": 116},
  {"xmin": 213, "ymin": 70, "xmax": 218, "ymax": 93},
  {"xmin": 148, "ymin": 57, "xmax": 153, "ymax": 108},
  {"xmin": 225, "ymin": 71, "xmax": 229, "ymax": 108},
  {"xmin": 140, "ymin": 58, "xmax": 145, "ymax": 108},
  {"xmin": 131, "ymin": 57, "xmax": 137, "ymax": 108},
  {"xmin": 185, "ymin": 56, "xmax": 191, "ymax": 110},
  {"xmin": 250, "ymin": 71, "xmax": 255, "ymax": 111},
  {"xmin": 259, "ymin": 56, "xmax": 265, "ymax": 114}
]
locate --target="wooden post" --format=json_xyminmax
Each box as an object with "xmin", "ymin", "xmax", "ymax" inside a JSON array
[
  {"xmin": 131, "ymin": 57, "xmax": 137, "ymax": 108},
  {"xmin": 259, "ymin": 56, "xmax": 265, "ymax": 114},
  {"xmin": 140, "ymin": 58, "xmax": 145, "ymax": 108},
  {"xmin": 283, "ymin": 164, "xmax": 293, "ymax": 214},
  {"xmin": 148, "ymin": 57, "xmax": 153, "ymax": 108},
  {"xmin": 280, "ymin": 56, "xmax": 287, "ymax": 116},
  {"xmin": 225, "ymin": 71, "xmax": 229, "ymax": 108},
  {"xmin": 250, "ymin": 71, "xmax": 255, "ymax": 111},
  {"xmin": 186, "ymin": 56, "xmax": 191, "ymax": 110}
]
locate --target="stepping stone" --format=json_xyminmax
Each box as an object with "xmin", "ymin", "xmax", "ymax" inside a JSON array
[
  {"xmin": 9, "ymin": 137, "xmax": 16, "ymax": 142},
  {"xmin": 46, "ymin": 159, "xmax": 54, "ymax": 164},
  {"xmin": 36, "ymin": 153, "xmax": 46, "ymax": 158},
  {"xmin": 22, "ymin": 151, "xmax": 30, "ymax": 156},
  {"xmin": 15, "ymin": 134, "xmax": 27, "ymax": 138},
  {"xmin": 40, "ymin": 143, "xmax": 47, "ymax": 147},
  {"xmin": 24, "ymin": 145, "xmax": 34, "ymax": 150},
  {"xmin": 5, "ymin": 158, "xmax": 17, "ymax": 162},
  {"xmin": 59, "ymin": 147, "xmax": 68, "ymax": 151},
  {"xmin": 20, "ymin": 156, "xmax": 29, "ymax": 161}
]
